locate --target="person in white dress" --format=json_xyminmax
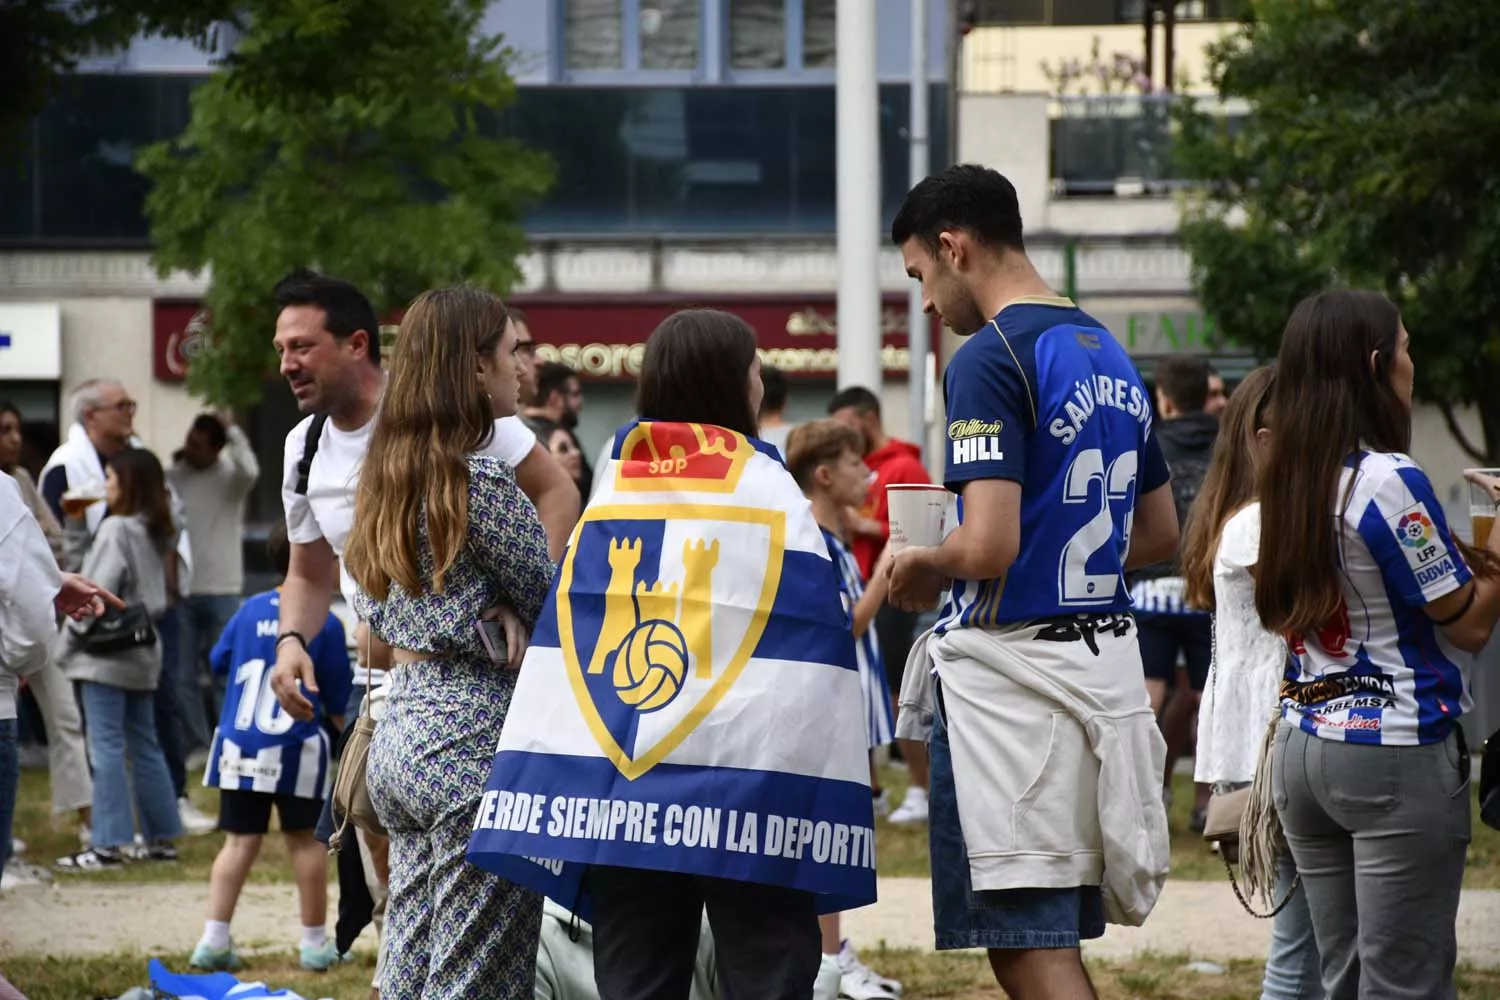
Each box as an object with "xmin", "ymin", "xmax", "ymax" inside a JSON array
[{"xmin": 1180, "ymin": 366, "xmax": 1322, "ymax": 1000}]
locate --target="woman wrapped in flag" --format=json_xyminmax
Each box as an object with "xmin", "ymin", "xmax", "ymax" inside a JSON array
[{"xmin": 469, "ymin": 309, "xmax": 878, "ymax": 1000}]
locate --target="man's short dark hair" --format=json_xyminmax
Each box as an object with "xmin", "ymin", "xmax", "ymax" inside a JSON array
[
  {"xmin": 760, "ymin": 365, "xmax": 788, "ymax": 414},
  {"xmin": 536, "ymin": 361, "xmax": 578, "ymax": 403},
  {"xmin": 508, "ymin": 305, "xmax": 528, "ymax": 325},
  {"xmin": 1154, "ymin": 356, "xmax": 1212, "ymax": 413},
  {"xmin": 827, "ymin": 386, "xmax": 881, "ymax": 419},
  {"xmin": 890, "ymin": 164, "xmax": 1025, "ymax": 255},
  {"xmin": 190, "ymin": 413, "xmax": 229, "ymax": 450},
  {"xmin": 273, "ymin": 267, "xmax": 381, "ymax": 367}
]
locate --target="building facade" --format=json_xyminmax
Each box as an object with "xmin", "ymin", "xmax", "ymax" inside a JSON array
[{"xmin": 0, "ymin": 0, "xmax": 952, "ymax": 524}]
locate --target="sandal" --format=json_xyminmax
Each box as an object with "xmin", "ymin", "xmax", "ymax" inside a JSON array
[{"xmin": 55, "ymin": 847, "xmax": 126, "ymax": 872}]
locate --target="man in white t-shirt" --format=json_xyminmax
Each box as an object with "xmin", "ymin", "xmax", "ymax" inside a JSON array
[{"xmin": 263, "ymin": 269, "xmax": 578, "ymax": 997}]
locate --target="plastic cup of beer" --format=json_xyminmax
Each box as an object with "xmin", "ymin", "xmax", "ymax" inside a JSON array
[
  {"xmin": 886, "ymin": 484, "xmax": 949, "ymax": 553},
  {"xmin": 60, "ymin": 487, "xmax": 104, "ymax": 519},
  {"xmin": 1467, "ymin": 469, "xmax": 1500, "ymax": 549}
]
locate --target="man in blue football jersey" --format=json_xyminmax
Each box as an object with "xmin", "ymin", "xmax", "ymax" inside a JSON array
[
  {"xmin": 190, "ymin": 524, "xmax": 351, "ymax": 974},
  {"xmin": 887, "ymin": 164, "xmax": 1180, "ymax": 1000}
]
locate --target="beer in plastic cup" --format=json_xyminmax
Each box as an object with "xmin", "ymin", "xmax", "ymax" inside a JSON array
[
  {"xmin": 886, "ymin": 484, "xmax": 948, "ymax": 552},
  {"xmin": 61, "ymin": 487, "xmax": 104, "ymax": 519},
  {"xmin": 1467, "ymin": 468, "xmax": 1500, "ymax": 549}
]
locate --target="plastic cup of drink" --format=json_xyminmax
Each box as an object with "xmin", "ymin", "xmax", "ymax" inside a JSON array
[
  {"xmin": 886, "ymin": 484, "xmax": 948, "ymax": 553},
  {"xmin": 1466, "ymin": 468, "xmax": 1500, "ymax": 548},
  {"xmin": 60, "ymin": 488, "xmax": 104, "ymax": 518}
]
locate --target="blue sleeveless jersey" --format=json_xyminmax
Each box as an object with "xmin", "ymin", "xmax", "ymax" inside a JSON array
[{"xmin": 935, "ymin": 298, "xmax": 1170, "ymax": 632}]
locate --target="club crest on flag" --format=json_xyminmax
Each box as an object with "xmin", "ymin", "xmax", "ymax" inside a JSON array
[{"xmin": 557, "ymin": 502, "xmax": 786, "ymax": 780}]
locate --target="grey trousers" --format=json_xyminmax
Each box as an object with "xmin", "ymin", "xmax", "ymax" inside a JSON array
[
  {"xmin": 1273, "ymin": 723, "xmax": 1469, "ymax": 1000},
  {"xmin": 26, "ymin": 659, "xmax": 92, "ymax": 815}
]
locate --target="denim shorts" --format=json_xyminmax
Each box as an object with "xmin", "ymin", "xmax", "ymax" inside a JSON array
[{"xmin": 929, "ymin": 705, "xmax": 1105, "ymax": 950}]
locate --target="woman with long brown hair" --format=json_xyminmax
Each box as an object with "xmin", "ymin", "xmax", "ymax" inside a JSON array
[
  {"xmin": 1255, "ymin": 290, "xmax": 1500, "ymax": 1000},
  {"xmin": 1181, "ymin": 366, "xmax": 1323, "ymax": 1000},
  {"xmin": 55, "ymin": 447, "xmax": 183, "ymax": 870},
  {"xmin": 344, "ymin": 286, "xmax": 554, "ymax": 1000}
]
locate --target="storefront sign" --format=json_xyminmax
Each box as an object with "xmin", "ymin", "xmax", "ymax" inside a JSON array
[
  {"xmin": 153, "ymin": 301, "xmax": 210, "ymax": 382},
  {"xmin": 152, "ymin": 295, "xmax": 936, "ymax": 383},
  {"xmin": 514, "ymin": 296, "xmax": 931, "ymax": 381},
  {"xmin": 0, "ymin": 304, "xmax": 63, "ymax": 380}
]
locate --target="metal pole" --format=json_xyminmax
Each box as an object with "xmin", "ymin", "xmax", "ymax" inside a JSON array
[
  {"xmin": 836, "ymin": 0, "xmax": 882, "ymax": 391},
  {"xmin": 907, "ymin": 0, "xmax": 930, "ymax": 455}
]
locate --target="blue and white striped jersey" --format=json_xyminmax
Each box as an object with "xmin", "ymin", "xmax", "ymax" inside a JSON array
[
  {"xmin": 204, "ymin": 590, "xmax": 352, "ymax": 798},
  {"xmin": 1282, "ymin": 452, "xmax": 1474, "ymax": 746},
  {"xmin": 822, "ymin": 528, "xmax": 894, "ymax": 749}
]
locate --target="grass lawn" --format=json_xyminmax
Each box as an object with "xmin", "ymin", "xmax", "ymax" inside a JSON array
[
  {"xmin": 8, "ymin": 949, "xmax": 1500, "ymax": 1000},
  {"xmin": 872, "ymin": 763, "xmax": 1500, "ymax": 887},
  {"xmin": 13, "ymin": 761, "xmax": 1500, "ymax": 888}
]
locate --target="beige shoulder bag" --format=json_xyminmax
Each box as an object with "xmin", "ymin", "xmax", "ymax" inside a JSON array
[{"xmin": 329, "ymin": 628, "xmax": 387, "ymax": 851}]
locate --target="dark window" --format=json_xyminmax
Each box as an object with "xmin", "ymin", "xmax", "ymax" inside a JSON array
[
  {"xmin": 0, "ymin": 78, "xmax": 950, "ymax": 242},
  {"xmin": 0, "ymin": 74, "xmax": 203, "ymax": 246},
  {"xmin": 492, "ymin": 85, "xmax": 950, "ymax": 233}
]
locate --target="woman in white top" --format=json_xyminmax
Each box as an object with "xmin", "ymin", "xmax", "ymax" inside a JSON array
[
  {"xmin": 1181, "ymin": 366, "xmax": 1321, "ymax": 1000},
  {"xmin": 1255, "ymin": 290, "xmax": 1500, "ymax": 1000}
]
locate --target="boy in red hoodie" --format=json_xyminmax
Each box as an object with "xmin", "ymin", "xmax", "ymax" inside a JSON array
[{"xmin": 829, "ymin": 386, "xmax": 933, "ymax": 825}]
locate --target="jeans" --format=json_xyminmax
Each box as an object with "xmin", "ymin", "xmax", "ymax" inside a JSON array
[
  {"xmin": 1262, "ymin": 852, "xmax": 1324, "ymax": 1000},
  {"xmin": 1274, "ymin": 724, "xmax": 1469, "ymax": 1000},
  {"xmin": 80, "ymin": 682, "xmax": 183, "ymax": 850},
  {"xmin": 154, "ymin": 608, "xmax": 189, "ymax": 798},
  {"xmin": 177, "ymin": 593, "xmax": 241, "ymax": 748},
  {"xmin": 0, "ymin": 719, "xmax": 17, "ymax": 872}
]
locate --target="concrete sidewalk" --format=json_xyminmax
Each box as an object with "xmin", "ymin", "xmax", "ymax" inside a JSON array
[{"xmin": 4, "ymin": 877, "xmax": 1499, "ymax": 967}]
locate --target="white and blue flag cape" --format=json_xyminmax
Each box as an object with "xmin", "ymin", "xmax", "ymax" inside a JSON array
[{"xmin": 468, "ymin": 419, "xmax": 877, "ymax": 914}]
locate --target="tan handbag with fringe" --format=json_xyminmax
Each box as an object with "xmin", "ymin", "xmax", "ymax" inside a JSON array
[
  {"xmin": 329, "ymin": 629, "xmax": 387, "ymax": 851},
  {"xmin": 1200, "ymin": 622, "xmax": 1299, "ymax": 919}
]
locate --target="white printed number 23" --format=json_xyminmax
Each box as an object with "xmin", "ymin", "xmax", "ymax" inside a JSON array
[
  {"xmin": 1057, "ymin": 448, "xmax": 1138, "ymax": 605},
  {"xmin": 233, "ymin": 658, "xmax": 296, "ymax": 735}
]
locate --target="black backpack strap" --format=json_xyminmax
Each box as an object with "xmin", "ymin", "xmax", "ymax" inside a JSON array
[{"xmin": 295, "ymin": 413, "xmax": 329, "ymax": 497}]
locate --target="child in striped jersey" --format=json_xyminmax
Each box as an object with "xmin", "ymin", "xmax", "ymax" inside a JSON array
[
  {"xmin": 190, "ymin": 524, "xmax": 351, "ymax": 974},
  {"xmin": 786, "ymin": 419, "xmax": 903, "ymax": 1000}
]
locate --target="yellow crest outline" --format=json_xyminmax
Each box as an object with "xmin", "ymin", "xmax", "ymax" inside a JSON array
[
  {"xmin": 612, "ymin": 423, "xmax": 753, "ymax": 495},
  {"xmin": 556, "ymin": 502, "xmax": 786, "ymax": 781}
]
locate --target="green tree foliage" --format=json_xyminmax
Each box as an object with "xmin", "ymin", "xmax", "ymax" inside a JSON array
[
  {"xmin": 137, "ymin": 0, "xmax": 553, "ymax": 406},
  {"xmin": 1175, "ymin": 0, "xmax": 1500, "ymax": 462}
]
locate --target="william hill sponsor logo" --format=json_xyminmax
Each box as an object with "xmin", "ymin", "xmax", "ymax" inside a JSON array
[{"xmin": 949, "ymin": 419, "xmax": 1005, "ymax": 465}]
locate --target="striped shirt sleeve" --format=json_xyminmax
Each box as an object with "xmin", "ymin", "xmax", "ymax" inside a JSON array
[{"xmin": 1357, "ymin": 464, "xmax": 1472, "ymax": 606}]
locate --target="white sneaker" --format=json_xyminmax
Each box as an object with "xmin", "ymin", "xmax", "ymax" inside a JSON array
[
  {"xmin": 887, "ymin": 787, "xmax": 928, "ymax": 826},
  {"xmin": 179, "ymin": 797, "xmax": 217, "ymax": 837},
  {"xmin": 836, "ymin": 941, "xmax": 903, "ymax": 999},
  {"xmin": 871, "ymin": 789, "xmax": 891, "ymax": 818},
  {"xmin": 2, "ymin": 858, "xmax": 53, "ymax": 890},
  {"xmin": 10, "ymin": 837, "xmax": 25, "ymax": 854}
]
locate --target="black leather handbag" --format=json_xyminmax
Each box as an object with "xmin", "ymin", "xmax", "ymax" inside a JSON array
[
  {"xmin": 79, "ymin": 561, "xmax": 156, "ymax": 654},
  {"xmin": 1481, "ymin": 728, "xmax": 1500, "ymax": 831},
  {"xmin": 79, "ymin": 602, "xmax": 157, "ymax": 655}
]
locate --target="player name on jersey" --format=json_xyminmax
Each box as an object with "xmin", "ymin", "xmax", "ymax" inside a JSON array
[{"xmin": 1047, "ymin": 373, "xmax": 1153, "ymax": 446}]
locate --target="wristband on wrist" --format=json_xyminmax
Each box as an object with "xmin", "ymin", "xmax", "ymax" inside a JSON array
[{"xmin": 276, "ymin": 630, "xmax": 309, "ymax": 653}]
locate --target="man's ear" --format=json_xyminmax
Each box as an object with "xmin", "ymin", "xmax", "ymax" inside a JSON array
[{"xmin": 937, "ymin": 230, "xmax": 963, "ymax": 270}]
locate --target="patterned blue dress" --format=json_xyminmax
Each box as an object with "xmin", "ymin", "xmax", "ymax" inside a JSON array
[{"xmin": 357, "ymin": 455, "xmax": 555, "ymax": 1000}]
